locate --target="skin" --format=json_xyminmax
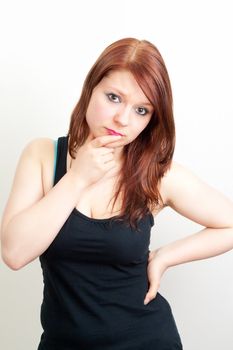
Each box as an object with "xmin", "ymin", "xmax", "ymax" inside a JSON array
[
  {"xmin": 144, "ymin": 162, "xmax": 233, "ymax": 305},
  {"xmin": 84, "ymin": 69, "xmax": 233, "ymax": 305},
  {"xmin": 85, "ymin": 69, "xmax": 154, "ymax": 164},
  {"xmin": 1, "ymin": 69, "xmax": 233, "ymax": 311}
]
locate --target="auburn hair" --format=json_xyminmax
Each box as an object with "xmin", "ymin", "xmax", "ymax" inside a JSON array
[{"xmin": 67, "ymin": 37, "xmax": 175, "ymax": 231}]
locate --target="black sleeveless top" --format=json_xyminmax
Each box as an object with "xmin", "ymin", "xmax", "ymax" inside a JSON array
[{"xmin": 37, "ymin": 136, "xmax": 183, "ymax": 350}]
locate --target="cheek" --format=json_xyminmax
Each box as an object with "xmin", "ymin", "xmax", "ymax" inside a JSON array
[
  {"xmin": 133, "ymin": 119, "xmax": 150, "ymax": 136},
  {"xmin": 127, "ymin": 122, "xmax": 149, "ymax": 142},
  {"xmin": 86, "ymin": 99, "xmax": 112, "ymax": 125}
]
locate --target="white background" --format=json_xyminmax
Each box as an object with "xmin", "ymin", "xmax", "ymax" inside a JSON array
[{"xmin": 0, "ymin": 0, "xmax": 233, "ymax": 349}]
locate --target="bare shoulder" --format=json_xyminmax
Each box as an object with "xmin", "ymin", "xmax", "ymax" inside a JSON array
[
  {"xmin": 30, "ymin": 137, "xmax": 54, "ymax": 154},
  {"xmin": 0, "ymin": 137, "xmax": 55, "ymax": 236},
  {"xmin": 34, "ymin": 137, "xmax": 55, "ymax": 194},
  {"xmin": 28, "ymin": 137, "xmax": 54, "ymax": 162},
  {"xmin": 159, "ymin": 160, "xmax": 205, "ymax": 206},
  {"xmin": 19, "ymin": 137, "xmax": 55, "ymax": 195},
  {"xmin": 150, "ymin": 161, "xmax": 182, "ymax": 215},
  {"xmin": 159, "ymin": 160, "xmax": 233, "ymax": 227},
  {"xmin": 21, "ymin": 137, "xmax": 54, "ymax": 159}
]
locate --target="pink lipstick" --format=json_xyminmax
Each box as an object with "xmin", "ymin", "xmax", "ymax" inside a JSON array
[{"xmin": 106, "ymin": 128, "xmax": 124, "ymax": 136}]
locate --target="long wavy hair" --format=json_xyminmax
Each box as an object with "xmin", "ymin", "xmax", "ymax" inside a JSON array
[{"xmin": 67, "ymin": 37, "xmax": 175, "ymax": 230}]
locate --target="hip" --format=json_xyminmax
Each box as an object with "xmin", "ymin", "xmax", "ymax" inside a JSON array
[{"xmin": 38, "ymin": 293, "xmax": 183, "ymax": 349}]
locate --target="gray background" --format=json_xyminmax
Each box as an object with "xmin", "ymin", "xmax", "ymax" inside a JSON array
[{"xmin": 1, "ymin": 0, "xmax": 233, "ymax": 349}]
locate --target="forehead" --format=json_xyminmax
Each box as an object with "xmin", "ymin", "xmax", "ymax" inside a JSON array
[{"xmin": 98, "ymin": 69, "xmax": 151, "ymax": 105}]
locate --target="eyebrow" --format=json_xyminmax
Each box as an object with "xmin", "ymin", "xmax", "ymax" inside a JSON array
[{"xmin": 106, "ymin": 86, "xmax": 153, "ymax": 107}]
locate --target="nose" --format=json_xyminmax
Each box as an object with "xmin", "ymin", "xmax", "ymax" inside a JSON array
[{"xmin": 113, "ymin": 105, "xmax": 131, "ymax": 126}]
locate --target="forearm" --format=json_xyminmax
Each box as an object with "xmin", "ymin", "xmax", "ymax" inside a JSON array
[
  {"xmin": 156, "ymin": 226, "xmax": 233, "ymax": 268},
  {"xmin": 1, "ymin": 172, "xmax": 86, "ymax": 270}
]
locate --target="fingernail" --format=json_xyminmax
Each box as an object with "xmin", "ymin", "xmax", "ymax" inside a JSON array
[{"xmin": 144, "ymin": 300, "xmax": 148, "ymax": 305}]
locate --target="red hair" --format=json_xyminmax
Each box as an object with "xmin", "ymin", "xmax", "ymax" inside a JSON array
[{"xmin": 67, "ymin": 37, "xmax": 175, "ymax": 230}]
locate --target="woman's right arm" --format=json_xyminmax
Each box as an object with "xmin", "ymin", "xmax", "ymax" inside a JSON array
[{"xmin": 0, "ymin": 138, "xmax": 87, "ymax": 271}]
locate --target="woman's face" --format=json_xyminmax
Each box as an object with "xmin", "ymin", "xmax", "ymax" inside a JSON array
[{"xmin": 85, "ymin": 69, "xmax": 154, "ymax": 148}]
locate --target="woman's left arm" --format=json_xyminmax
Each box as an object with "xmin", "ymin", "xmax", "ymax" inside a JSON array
[{"xmin": 144, "ymin": 161, "xmax": 233, "ymax": 305}]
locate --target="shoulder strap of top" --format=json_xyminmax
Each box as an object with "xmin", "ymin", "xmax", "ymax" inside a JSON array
[{"xmin": 53, "ymin": 135, "xmax": 69, "ymax": 186}]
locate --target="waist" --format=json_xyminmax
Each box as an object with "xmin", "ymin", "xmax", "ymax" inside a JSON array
[{"xmin": 39, "ymin": 291, "xmax": 175, "ymax": 349}]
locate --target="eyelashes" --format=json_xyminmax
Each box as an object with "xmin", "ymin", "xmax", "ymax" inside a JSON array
[
  {"xmin": 106, "ymin": 93, "xmax": 149, "ymax": 116},
  {"xmin": 136, "ymin": 107, "xmax": 148, "ymax": 116},
  {"xmin": 107, "ymin": 93, "xmax": 120, "ymax": 103}
]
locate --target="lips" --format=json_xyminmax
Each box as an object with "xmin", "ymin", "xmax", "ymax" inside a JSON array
[{"xmin": 106, "ymin": 128, "xmax": 124, "ymax": 136}]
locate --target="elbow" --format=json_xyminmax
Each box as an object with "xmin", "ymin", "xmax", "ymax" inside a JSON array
[
  {"xmin": 3, "ymin": 257, "xmax": 23, "ymax": 271},
  {"xmin": 1, "ymin": 246, "xmax": 24, "ymax": 271},
  {"xmin": 7, "ymin": 263, "xmax": 22, "ymax": 271}
]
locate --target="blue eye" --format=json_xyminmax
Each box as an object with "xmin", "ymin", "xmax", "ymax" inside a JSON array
[
  {"xmin": 136, "ymin": 107, "xmax": 148, "ymax": 116},
  {"xmin": 106, "ymin": 93, "xmax": 121, "ymax": 103}
]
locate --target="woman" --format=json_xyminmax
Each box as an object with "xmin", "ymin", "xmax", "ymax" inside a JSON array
[{"xmin": 1, "ymin": 37, "xmax": 233, "ymax": 349}]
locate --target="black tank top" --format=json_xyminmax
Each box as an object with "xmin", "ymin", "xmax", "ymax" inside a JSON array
[{"xmin": 37, "ymin": 136, "xmax": 183, "ymax": 350}]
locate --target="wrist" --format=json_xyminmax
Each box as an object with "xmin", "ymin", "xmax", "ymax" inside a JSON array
[
  {"xmin": 152, "ymin": 247, "xmax": 170, "ymax": 270},
  {"xmin": 65, "ymin": 170, "xmax": 88, "ymax": 193}
]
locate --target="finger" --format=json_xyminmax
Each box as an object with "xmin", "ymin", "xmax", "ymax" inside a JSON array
[
  {"xmin": 92, "ymin": 135, "xmax": 122, "ymax": 148},
  {"xmin": 99, "ymin": 148, "xmax": 115, "ymax": 155},
  {"xmin": 148, "ymin": 250, "xmax": 156, "ymax": 262},
  {"xmin": 144, "ymin": 285, "xmax": 159, "ymax": 305},
  {"xmin": 102, "ymin": 153, "xmax": 114, "ymax": 163}
]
